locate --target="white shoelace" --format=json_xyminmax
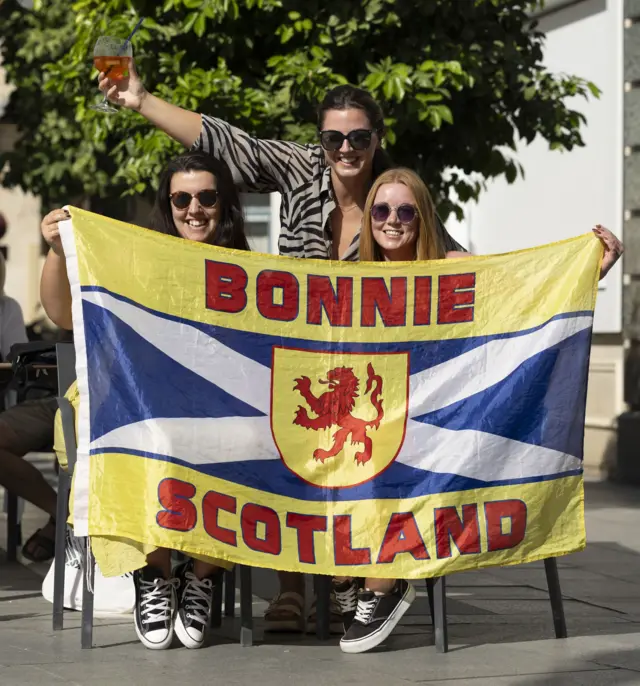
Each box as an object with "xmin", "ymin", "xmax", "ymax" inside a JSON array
[
  {"xmin": 354, "ymin": 595, "xmax": 378, "ymax": 625},
  {"xmin": 139, "ymin": 577, "xmax": 178, "ymax": 625},
  {"xmin": 334, "ymin": 583, "xmax": 359, "ymax": 613},
  {"xmin": 183, "ymin": 571, "xmax": 213, "ymax": 625}
]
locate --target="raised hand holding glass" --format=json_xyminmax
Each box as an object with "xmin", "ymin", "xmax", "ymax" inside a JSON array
[{"xmin": 90, "ymin": 36, "xmax": 133, "ymax": 114}]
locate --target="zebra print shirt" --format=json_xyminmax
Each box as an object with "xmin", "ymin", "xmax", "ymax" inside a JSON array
[{"xmin": 194, "ymin": 115, "xmax": 463, "ymax": 260}]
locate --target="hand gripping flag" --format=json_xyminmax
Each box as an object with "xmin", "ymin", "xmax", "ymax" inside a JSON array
[{"xmin": 61, "ymin": 208, "xmax": 602, "ymax": 579}]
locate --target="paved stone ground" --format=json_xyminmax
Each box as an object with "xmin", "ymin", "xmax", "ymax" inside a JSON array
[{"xmin": 0, "ymin": 480, "xmax": 639, "ymax": 685}]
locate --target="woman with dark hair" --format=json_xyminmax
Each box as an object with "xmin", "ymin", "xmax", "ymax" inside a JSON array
[
  {"xmin": 99, "ymin": 67, "xmax": 462, "ymax": 263},
  {"xmin": 152, "ymin": 151, "xmax": 249, "ymax": 250},
  {"xmin": 41, "ymin": 151, "xmax": 249, "ymax": 328},
  {"xmin": 98, "ymin": 67, "xmax": 463, "ymax": 634},
  {"xmin": 39, "ymin": 151, "xmax": 250, "ymax": 652}
]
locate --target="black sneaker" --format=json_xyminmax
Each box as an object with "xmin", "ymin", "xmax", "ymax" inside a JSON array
[
  {"xmin": 133, "ymin": 566, "xmax": 178, "ymax": 650},
  {"xmin": 174, "ymin": 561, "xmax": 220, "ymax": 649},
  {"xmin": 339, "ymin": 579, "xmax": 416, "ymax": 654},
  {"xmin": 332, "ymin": 578, "xmax": 360, "ymax": 632}
]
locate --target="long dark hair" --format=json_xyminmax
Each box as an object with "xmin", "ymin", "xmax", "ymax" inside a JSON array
[
  {"xmin": 317, "ymin": 85, "xmax": 394, "ymax": 179},
  {"xmin": 151, "ymin": 152, "xmax": 250, "ymax": 251}
]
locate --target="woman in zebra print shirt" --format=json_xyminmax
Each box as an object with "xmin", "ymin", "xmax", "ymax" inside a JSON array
[{"xmin": 99, "ymin": 63, "xmax": 463, "ymax": 263}]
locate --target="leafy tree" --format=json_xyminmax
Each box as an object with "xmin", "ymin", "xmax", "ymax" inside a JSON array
[{"xmin": 0, "ymin": 0, "xmax": 599, "ymax": 220}]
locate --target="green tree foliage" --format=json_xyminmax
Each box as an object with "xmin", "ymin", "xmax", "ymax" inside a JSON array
[{"xmin": 0, "ymin": 0, "xmax": 600, "ymax": 219}]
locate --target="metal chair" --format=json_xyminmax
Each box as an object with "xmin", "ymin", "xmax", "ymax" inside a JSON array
[
  {"xmin": 51, "ymin": 343, "xmax": 96, "ymax": 649},
  {"xmin": 425, "ymin": 576, "xmax": 448, "ymax": 652},
  {"xmin": 424, "ymin": 559, "xmax": 567, "ymax": 653}
]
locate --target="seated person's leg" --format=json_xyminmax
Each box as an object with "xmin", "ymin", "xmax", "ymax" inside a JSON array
[
  {"xmin": 264, "ymin": 570, "xmax": 306, "ymax": 633},
  {"xmin": 265, "ymin": 571, "xmax": 344, "ymax": 635},
  {"xmin": 133, "ymin": 547, "xmax": 223, "ymax": 650},
  {"xmin": 174, "ymin": 559, "xmax": 222, "ymax": 649},
  {"xmin": 0, "ymin": 397, "xmax": 59, "ymax": 561},
  {"xmin": 338, "ymin": 575, "xmax": 416, "ymax": 654},
  {"xmin": 332, "ymin": 575, "xmax": 360, "ymax": 630},
  {"xmin": 133, "ymin": 547, "xmax": 175, "ymax": 650}
]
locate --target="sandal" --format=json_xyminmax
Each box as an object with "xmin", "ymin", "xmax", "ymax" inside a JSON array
[
  {"xmin": 264, "ymin": 591, "xmax": 305, "ymax": 633},
  {"xmin": 306, "ymin": 590, "xmax": 345, "ymax": 634},
  {"xmin": 22, "ymin": 516, "xmax": 56, "ymax": 563}
]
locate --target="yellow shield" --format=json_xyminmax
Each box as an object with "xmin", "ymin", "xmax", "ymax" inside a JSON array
[{"xmin": 271, "ymin": 346, "xmax": 409, "ymax": 488}]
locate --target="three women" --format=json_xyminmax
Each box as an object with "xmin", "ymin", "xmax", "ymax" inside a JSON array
[{"xmin": 38, "ymin": 63, "xmax": 623, "ymax": 651}]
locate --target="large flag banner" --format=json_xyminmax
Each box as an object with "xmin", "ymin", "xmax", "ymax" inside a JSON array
[{"xmin": 61, "ymin": 208, "xmax": 601, "ymax": 579}]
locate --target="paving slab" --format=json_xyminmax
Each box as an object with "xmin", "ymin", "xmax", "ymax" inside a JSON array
[
  {"xmin": 0, "ymin": 481, "xmax": 639, "ymax": 685},
  {"xmin": 424, "ymin": 671, "xmax": 637, "ymax": 686}
]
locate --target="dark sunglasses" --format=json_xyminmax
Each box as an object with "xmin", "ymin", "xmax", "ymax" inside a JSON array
[
  {"xmin": 169, "ymin": 189, "xmax": 218, "ymax": 210},
  {"xmin": 318, "ymin": 129, "xmax": 374, "ymax": 152},
  {"xmin": 371, "ymin": 202, "xmax": 418, "ymax": 225}
]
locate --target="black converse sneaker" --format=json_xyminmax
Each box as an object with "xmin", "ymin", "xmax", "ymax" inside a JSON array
[
  {"xmin": 339, "ymin": 579, "xmax": 416, "ymax": 654},
  {"xmin": 174, "ymin": 561, "xmax": 219, "ymax": 649},
  {"xmin": 332, "ymin": 578, "xmax": 361, "ymax": 632},
  {"xmin": 133, "ymin": 566, "xmax": 178, "ymax": 650}
]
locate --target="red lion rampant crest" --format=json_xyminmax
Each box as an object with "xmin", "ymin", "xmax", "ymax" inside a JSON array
[{"xmin": 292, "ymin": 363, "xmax": 384, "ymax": 465}]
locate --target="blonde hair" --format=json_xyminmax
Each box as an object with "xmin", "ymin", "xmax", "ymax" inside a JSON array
[{"xmin": 359, "ymin": 168, "xmax": 445, "ymax": 262}]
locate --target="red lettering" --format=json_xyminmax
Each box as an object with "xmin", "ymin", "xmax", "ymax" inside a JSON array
[
  {"xmin": 434, "ymin": 504, "xmax": 481, "ymax": 558},
  {"xmin": 361, "ymin": 277, "xmax": 407, "ymax": 327},
  {"xmin": 286, "ymin": 513, "xmax": 327, "ymax": 564},
  {"xmin": 206, "ymin": 261, "xmax": 247, "ymax": 313},
  {"xmin": 241, "ymin": 503, "xmax": 281, "ymax": 555},
  {"xmin": 333, "ymin": 515, "xmax": 371, "ymax": 565},
  {"xmin": 256, "ymin": 270, "xmax": 299, "ymax": 322},
  {"xmin": 156, "ymin": 478, "xmax": 197, "ymax": 532},
  {"xmin": 414, "ymin": 276, "xmax": 432, "ymax": 325},
  {"xmin": 485, "ymin": 500, "xmax": 527, "ymax": 551},
  {"xmin": 202, "ymin": 491, "xmax": 237, "ymax": 546},
  {"xmin": 377, "ymin": 513, "xmax": 430, "ymax": 563},
  {"xmin": 438, "ymin": 273, "xmax": 475, "ymax": 324},
  {"xmin": 307, "ymin": 276, "xmax": 353, "ymax": 326}
]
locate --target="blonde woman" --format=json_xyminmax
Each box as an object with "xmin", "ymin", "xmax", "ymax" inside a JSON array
[
  {"xmin": 332, "ymin": 168, "xmax": 462, "ymax": 655},
  {"xmin": 359, "ymin": 167, "xmax": 462, "ymax": 263},
  {"xmin": 360, "ymin": 167, "xmax": 622, "ymax": 271},
  {"xmin": 334, "ymin": 167, "xmax": 623, "ymax": 655}
]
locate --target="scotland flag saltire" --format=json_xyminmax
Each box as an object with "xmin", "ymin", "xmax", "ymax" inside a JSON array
[{"xmin": 60, "ymin": 208, "xmax": 601, "ymax": 579}]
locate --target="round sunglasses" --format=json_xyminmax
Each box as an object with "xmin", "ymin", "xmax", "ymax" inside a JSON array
[
  {"xmin": 319, "ymin": 129, "xmax": 374, "ymax": 152},
  {"xmin": 371, "ymin": 202, "xmax": 418, "ymax": 224},
  {"xmin": 169, "ymin": 189, "xmax": 218, "ymax": 210}
]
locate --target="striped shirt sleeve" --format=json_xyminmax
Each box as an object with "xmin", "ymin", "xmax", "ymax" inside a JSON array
[{"xmin": 193, "ymin": 115, "xmax": 316, "ymax": 195}]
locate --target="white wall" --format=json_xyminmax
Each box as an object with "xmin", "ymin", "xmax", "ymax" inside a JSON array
[
  {"xmin": 456, "ymin": 0, "xmax": 622, "ymax": 333},
  {"xmin": 0, "ymin": 185, "xmax": 41, "ymax": 322},
  {"xmin": 242, "ymin": 193, "xmax": 279, "ymax": 254},
  {"xmin": 0, "ymin": 52, "xmax": 42, "ymax": 323}
]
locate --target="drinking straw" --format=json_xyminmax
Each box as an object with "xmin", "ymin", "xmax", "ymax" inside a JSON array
[
  {"xmin": 102, "ymin": 17, "xmax": 144, "ymax": 79},
  {"xmin": 119, "ymin": 17, "xmax": 144, "ymax": 55}
]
